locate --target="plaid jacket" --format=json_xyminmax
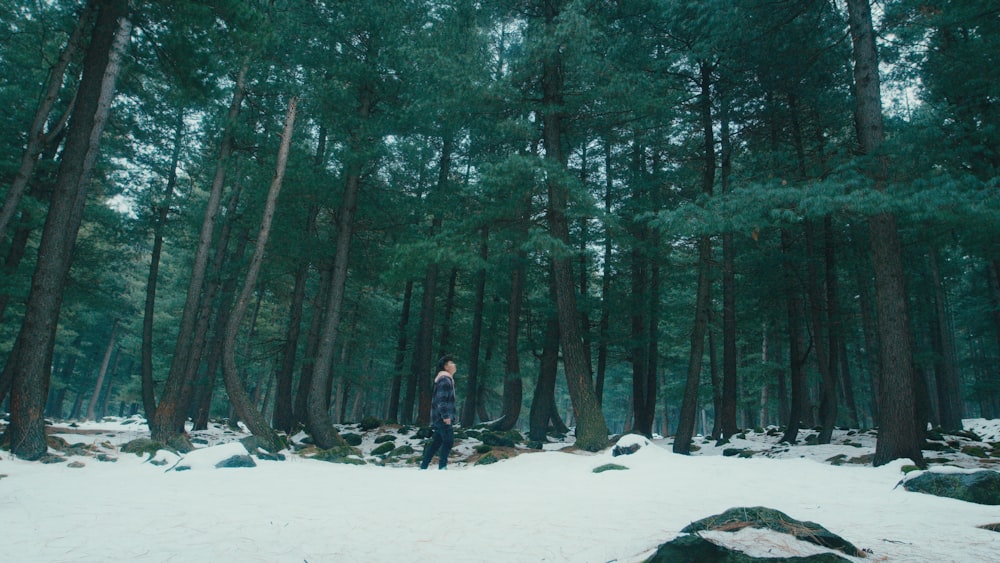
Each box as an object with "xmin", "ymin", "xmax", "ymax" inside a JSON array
[{"xmin": 431, "ymin": 373, "xmax": 456, "ymax": 424}]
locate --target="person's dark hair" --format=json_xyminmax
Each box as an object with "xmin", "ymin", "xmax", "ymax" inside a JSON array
[{"xmin": 436, "ymin": 355, "xmax": 454, "ymax": 372}]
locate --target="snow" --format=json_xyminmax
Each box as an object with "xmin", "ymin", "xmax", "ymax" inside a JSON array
[{"xmin": 2, "ymin": 417, "xmax": 999, "ymax": 562}]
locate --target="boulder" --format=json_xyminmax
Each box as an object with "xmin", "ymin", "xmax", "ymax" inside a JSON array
[
  {"xmin": 680, "ymin": 506, "xmax": 864, "ymax": 558},
  {"xmin": 903, "ymin": 470, "xmax": 1000, "ymax": 505},
  {"xmin": 646, "ymin": 533, "xmax": 850, "ymax": 562},
  {"xmin": 215, "ymin": 455, "xmax": 257, "ymax": 469}
]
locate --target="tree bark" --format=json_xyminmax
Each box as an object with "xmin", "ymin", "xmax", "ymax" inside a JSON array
[
  {"xmin": 540, "ymin": 0, "xmax": 608, "ymax": 451},
  {"xmin": 779, "ymin": 230, "xmax": 810, "ymax": 444},
  {"xmin": 674, "ymin": 61, "xmax": 716, "ymax": 455},
  {"xmin": 220, "ymin": 96, "xmax": 297, "ymax": 451},
  {"xmin": 805, "ymin": 220, "xmax": 836, "ymax": 444},
  {"xmin": 494, "ymin": 255, "xmax": 526, "ymax": 431},
  {"xmin": 845, "ymin": 0, "xmax": 925, "ymax": 467},
  {"xmin": 529, "ymin": 307, "xmax": 561, "ymax": 442},
  {"xmin": 462, "ymin": 228, "xmax": 489, "ymax": 427},
  {"xmin": 386, "ymin": 279, "xmax": 414, "ymax": 423},
  {"xmin": 306, "ymin": 81, "xmax": 375, "ymax": 448},
  {"xmin": 719, "ymin": 96, "xmax": 738, "ymax": 440},
  {"xmin": 4, "ymin": 0, "xmax": 130, "ymax": 459}
]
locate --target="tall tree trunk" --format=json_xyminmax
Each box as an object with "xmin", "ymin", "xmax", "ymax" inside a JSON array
[
  {"xmin": 4, "ymin": 0, "xmax": 130, "ymax": 459},
  {"xmin": 846, "ymin": 0, "xmax": 925, "ymax": 467},
  {"xmin": 191, "ymin": 223, "xmax": 247, "ymax": 431},
  {"xmin": 674, "ymin": 61, "xmax": 716, "ymax": 455},
  {"xmin": 293, "ymin": 262, "xmax": 330, "ymax": 427},
  {"xmin": 928, "ymin": 246, "xmax": 962, "ymax": 431},
  {"xmin": 85, "ymin": 320, "xmax": 118, "ymax": 420},
  {"xmin": 0, "ymin": 1, "xmax": 94, "ymax": 240},
  {"xmin": 824, "ymin": 216, "xmax": 844, "ymax": 433},
  {"xmin": 438, "ymin": 267, "xmax": 458, "ymax": 358},
  {"xmin": 273, "ymin": 253, "xmax": 309, "ymax": 433},
  {"xmin": 462, "ymin": 228, "xmax": 489, "ymax": 427},
  {"xmin": 306, "ymin": 82, "xmax": 375, "ymax": 448},
  {"xmin": 151, "ymin": 61, "xmax": 249, "ymax": 443},
  {"xmin": 805, "ymin": 220, "xmax": 836, "ymax": 444},
  {"xmin": 779, "ymin": 230, "xmax": 810, "ymax": 444},
  {"xmin": 596, "ymin": 139, "xmax": 614, "ymax": 405},
  {"xmin": 386, "ymin": 280, "xmax": 413, "ymax": 423},
  {"xmin": 141, "ymin": 112, "xmax": 185, "ymax": 422},
  {"xmin": 495, "ymin": 253, "xmax": 525, "ymax": 431},
  {"xmin": 529, "ymin": 306, "xmax": 561, "ymax": 442},
  {"xmin": 719, "ymin": 95, "xmax": 738, "ymax": 440},
  {"xmin": 540, "ymin": 0, "xmax": 608, "ymax": 451}
]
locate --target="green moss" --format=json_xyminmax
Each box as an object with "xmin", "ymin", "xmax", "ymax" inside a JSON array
[
  {"xmin": 389, "ymin": 445, "xmax": 414, "ymax": 457},
  {"xmin": 370, "ymin": 442, "xmax": 395, "ymax": 456},
  {"xmin": 475, "ymin": 453, "xmax": 499, "ymax": 465},
  {"xmin": 900, "ymin": 464, "xmax": 922, "ymax": 474},
  {"xmin": 373, "ymin": 434, "xmax": 396, "ymax": 444},
  {"xmin": 313, "ymin": 446, "xmax": 365, "ymax": 465},
  {"xmin": 593, "ymin": 463, "xmax": 629, "ymax": 473},
  {"xmin": 122, "ymin": 438, "xmax": 168, "ymax": 457},
  {"xmin": 961, "ymin": 445, "xmax": 990, "ymax": 458},
  {"xmin": 474, "ymin": 444, "xmax": 493, "ymax": 454},
  {"xmin": 342, "ymin": 433, "xmax": 363, "ymax": 446}
]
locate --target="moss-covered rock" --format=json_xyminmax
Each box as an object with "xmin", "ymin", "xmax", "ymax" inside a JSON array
[
  {"xmin": 646, "ymin": 533, "xmax": 850, "ymax": 562},
  {"xmin": 480, "ymin": 431, "xmax": 516, "ymax": 448},
  {"xmin": 474, "ymin": 444, "xmax": 493, "ymax": 454},
  {"xmin": 681, "ymin": 506, "xmax": 864, "ymax": 558},
  {"xmin": 904, "ymin": 470, "xmax": 1000, "ymax": 505},
  {"xmin": 215, "ymin": 455, "xmax": 257, "ymax": 469},
  {"xmin": 475, "ymin": 452, "xmax": 499, "ymax": 465},
  {"xmin": 359, "ymin": 416, "xmax": 382, "ymax": 431},
  {"xmin": 389, "ymin": 445, "xmax": 414, "ymax": 457},
  {"xmin": 373, "ymin": 434, "xmax": 396, "ymax": 444},
  {"xmin": 122, "ymin": 438, "xmax": 168, "ymax": 457},
  {"xmin": 342, "ymin": 433, "xmax": 363, "ymax": 446},
  {"xmin": 370, "ymin": 442, "xmax": 395, "ymax": 456},
  {"xmin": 313, "ymin": 446, "xmax": 366, "ymax": 465},
  {"xmin": 961, "ymin": 445, "xmax": 990, "ymax": 458}
]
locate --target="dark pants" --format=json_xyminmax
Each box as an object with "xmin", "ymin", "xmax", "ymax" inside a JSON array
[{"xmin": 420, "ymin": 421, "xmax": 454, "ymax": 469}]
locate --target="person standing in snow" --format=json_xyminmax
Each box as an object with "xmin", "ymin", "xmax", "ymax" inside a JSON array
[{"xmin": 420, "ymin": 355, "xmax": 457, "ymax": 470}]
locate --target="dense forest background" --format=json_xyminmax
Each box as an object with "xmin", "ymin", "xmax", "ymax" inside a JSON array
[{"xmin": 0, "ymin": 0, "xmax": 997, "ymax": 464}]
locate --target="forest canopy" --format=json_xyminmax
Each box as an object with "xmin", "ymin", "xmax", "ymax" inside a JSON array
[{"xmin": 0, "ymin": 0, "xmax": 997, "ymax": 464}]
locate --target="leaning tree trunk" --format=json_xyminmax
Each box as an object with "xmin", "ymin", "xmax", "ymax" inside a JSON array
[
  {"xmin": 151, "ymin": 61, "xmax": 249, "ymax": 443},
  {"xmin": 4, "ymin": 0, "xmax": 130, "ymax": 460},
  {"xmin": 85, "ymin": 320, "xmax": 118, "ymax": 420},
  {"xmin": 0, "ymin": 0, "xmax": 94, "ymax": 240},
  {"xmin": 220, "ymin": 96, "xmax": 297, "ymax": 452},
  {"xmin": 846, "ymin": 0, "xmax": 925, "ymax": 468}
]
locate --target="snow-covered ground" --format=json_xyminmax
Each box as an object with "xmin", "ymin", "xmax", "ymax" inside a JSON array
[{"xmin": 1, "ymin": 417, "xmax": 998, "ymax": 562}]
